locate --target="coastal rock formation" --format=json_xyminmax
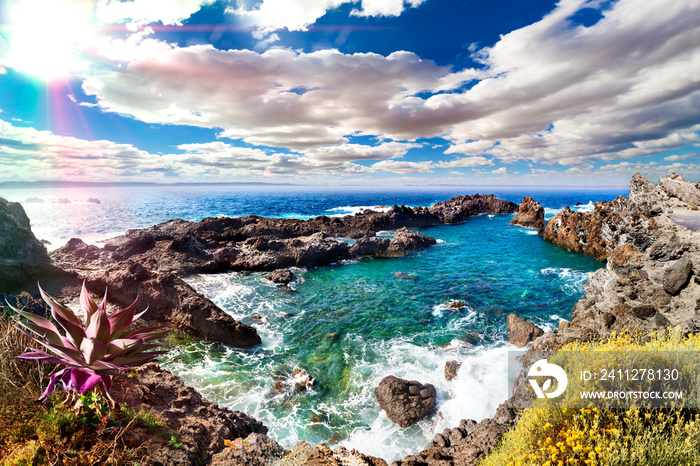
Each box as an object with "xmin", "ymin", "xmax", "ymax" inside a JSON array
[
  {"xmin": 0, "ymin": 197, "xmax": 53, "ymax": 291},
  {"xmin": 350, "ymin": 227, "xmax": 437, "ymax": 258},
  {"xmin": 112, "ymin": 363, "xmax": 269, "ymax": 465},
  {"xmin": 210, "ymin": 433, "xmax": 288, "ymax": 466},
  {"xmin": 510, "ymin": 197, "xmax": 545, "ymax": 234},
  {"xmin": 658, "ymin": 171, "xmax": 700, "ymax": 206},
  {"xmin": 507, "ymin": 313, "xmax": 544, "ymax": 348},
  {"xmin": 279, "ymin": 442, "xmax": 388, "ymax": 466},
  {"xmin": 85, "ymin": 259, "xmax": 261, "ymax": 348},
  {"xmin": 265, "ymin": 268, "xmax": 295, "ymax": 284},
  {"xmin": 375, "ymin": 376, "xmax": 437, "ymax": 428}
]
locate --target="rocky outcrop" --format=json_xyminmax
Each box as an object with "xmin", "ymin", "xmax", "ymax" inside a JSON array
[
  {"xmin": 510, "ymin": 197, "xmax": 545, "ymax": 234},
  {"xmin": 350, "ymin": 227, "xmax": 437, "ymax": 258},
  {"xmin": 265, "ymin": 268, "xmax": 295, "ymax": 284},
  {"xmin": 659, "ymin": 171, "xmax": 700, "ymax": 206},
  {"xmin": 0, "ymin": 197, "xmax": 53, "ymax": 291},
  {"xmin": 210, "ymin": 433, "xmax": 288, "ymax": 466},
  {"xmin": 375, "ymin": 376, "xmax": 437, "ymax": 428},
  {"xmin": 279, "ymin": 442, "xmax": 388, "ymax": 466},
  {"xmin": 111, "ymin": 363, "xmax": 269, "ymax": 466},
  {"xmin": 507, "ymin": 313, "xmax": 544, "ymax": 348},
  {"xmin": 85, "ymin": 260, "xmax": 261, "ymax": 348}
]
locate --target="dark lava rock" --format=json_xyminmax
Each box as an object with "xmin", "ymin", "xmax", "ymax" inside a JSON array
[
  {"xmin": 111, "ymin": 363, "xmax": 267, "ymax": 466},
  {"xmin": 510, "ymin": 197, "xmax": 545, "ymax": 234},
  {"xmin": 447, "ymin": 301, "xmax": 465, "ymax": 310},
  {"xmin": 0, "ymin": 197, "xmax": 53, "ymax": 291},
  {"xmin": 445, "ymin": 360, "xmax": 462, "ymax": 381},
  {"xmin": 85, "ymin": 260, "xmax": 261, "ymax": 348},
  {"xmin": 374, "ymin": 375, "xmax": 436, "ymax": 428},
  {"xmin": 266, "ymin": 268, "xmax": 295, "ymax": 284},
  {"xmin": 86, "ymin": 197, "xmax": 101, "ymax": 204},
  {"xmin": 507, "ymin": 313, "xmax": 544, "ymax": 348},
  {"xmin": 350, "ymin": 228, "xmax": 436, "ymax": 258}
]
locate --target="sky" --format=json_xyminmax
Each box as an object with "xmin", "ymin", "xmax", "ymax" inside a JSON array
[{"xmin": 0, "ymin": 0, "xmax": 698, "ymax": 187}]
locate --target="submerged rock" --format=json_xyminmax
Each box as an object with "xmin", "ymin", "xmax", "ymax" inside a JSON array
[
  {"xmin": 266, "ymin": 268, "xmax": 295, "ymax": 284},
  {"xmin": 375, "ymin": 375, "xmax": 437, "ymax": 428},
  {"xmin": 507, "ymin": 313, "xmax": 544, "ymax": 348},
  {"xmin": 445, "ymin": 360, "xmax": 462, "ymax": 381}
]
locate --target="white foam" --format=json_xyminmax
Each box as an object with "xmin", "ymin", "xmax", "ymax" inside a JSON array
[
  {"xmin": 324, "ymin": 205, "xmax": 392, "ymax": 217},
  {"xmin": 573, "ymin": 201, "xmax": 595, "ymax": 212},
  {"xmin": 540, "ymin": 267, "xmax": 590, "ymax": 295}
]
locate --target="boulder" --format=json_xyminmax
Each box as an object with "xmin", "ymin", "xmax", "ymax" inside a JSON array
[
  {"xmin": 659, "ymin": 171, "xmax": 700, "ymax": 206},
  {"xmin": 510, "ymin": 197, "xmax": 545, "ymax": 233},
  {"xmin": 0, "ymin": 197, "xmax": 52, "ymax": 291},
  {"xmin": 374, "ymin": 375, "xmax": 437, "ymax": 428},
  {"xmin": 279, "ymin": 442, "xmax": 388, "ymax": 466},
  {"xmin": 266, "ymin": 268, "xmax": 295, "ymax": 284},
  {"xmin": 210, "ymin": 433, "xmax": 288, "ymax": 466},
  {"xmin": 445, "ymin": 360, "xmax": 462, "ymax": 381},
  {"xmin": 663, "ymin": 256, "xmax": 693, "ymax": 295},
  {"xmin": 507, "ymin": 314, "xmax": 544, "ymax": 348}
]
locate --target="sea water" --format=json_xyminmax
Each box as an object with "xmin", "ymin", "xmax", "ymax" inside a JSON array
[{"xmin": 0, "ymin": 184, "xmax": 625, "ymax": 461}]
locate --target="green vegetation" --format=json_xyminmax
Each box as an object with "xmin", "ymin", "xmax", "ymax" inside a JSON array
[{"xmin": 481, "ymin": 330, "xmax": 700, "ymax": 466}]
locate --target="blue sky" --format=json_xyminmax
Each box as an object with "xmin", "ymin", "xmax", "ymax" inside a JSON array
[{"xmin": 0, "ymin": 0, "xmax": 698, "ymax": 186}]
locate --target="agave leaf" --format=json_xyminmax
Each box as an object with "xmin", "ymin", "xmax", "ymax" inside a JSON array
[
  {"xmin": 15, "ymin": 310, "xmax": 65, "ymax": 347},
  {"xmin": 18, "ymin": 348, "xmax": 76, "ymax": 366},
  {"xmin": 85, "ymin": 304, "xmax": 111, "ymax": 344},
  {"xmin": 109, "ymin": 352, "xmax": 163, "ymax": 367},
  {"xmin": 90, "ymin": 360, "xmax": 120, "ymax": 371},
  {"xmin": 42, "ymin": 340, "xmax": 87, "ymax": 366},
  {"xmin": 39, "ymin": 368, "xmax": 68, "ymax": 401},
  {"xmin": 124, "ymin": 326, "xmax": 170, "ymax": 341},
  {"xmin": 107, "ymin": 299, "xmax": 139, "ymax": 339},
  {"xmin": 80, "ymin": 337, "xmax": 109, "ymax": 365},
  {"xmin": 39, "ymin": 284, "xmax": 82, "ymax": 328},
  {"xmin": 69, "ymin": 368, "xmax": 104, "ymax": 394},
  {"xmin": 80, "ymin": 281, "xmax": 99, "ymax": 323},
  {"xmin": 105, "ymin": 339, "xmax": 143, "ymax": 358},
  {"xmin": 51, "ymin": 308, "xmax": 86, "ymax": 349}
]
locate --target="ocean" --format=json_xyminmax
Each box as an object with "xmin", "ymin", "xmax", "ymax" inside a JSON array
[{"xmin": 0, "ymin": 184, "xmax": 626, "ymax": 461}]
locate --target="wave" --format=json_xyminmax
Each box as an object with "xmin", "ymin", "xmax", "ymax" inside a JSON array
[
  {"xmin": 324, "ymin": 205, "xmax": 392, "ymax": 217},
  {"xmin": 540, "ymin": 267, "xmax": 590, "ymax": 295}
]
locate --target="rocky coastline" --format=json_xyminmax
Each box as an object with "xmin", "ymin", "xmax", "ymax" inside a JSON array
[{"xmin": 3, "ymin": 172, "xmax": 699, "ymax": 465}]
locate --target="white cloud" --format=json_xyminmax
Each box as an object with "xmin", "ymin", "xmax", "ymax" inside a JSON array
[
  {"xmin": 96, "ymin": 0, "xmax": 215, "ymax": 26},
  {"xmin": 371, "ymin": 160, "xmax": 433, "ymax": 174},
  {"xmin": 436, "ymin": 156, "xmax": 493, "ymax": 168},
  {"xmin": 664, "ymin": 153, "xmax": 699, "ymax": 162},
  {"xmin": 491, "ymin": 167, "xmax": 513, "ymax": 176},
  {"xmin": 229, "ymin": 0, "xmax": 425, "ymax": 32},
  {"xmin": 81, "ymin": 0, "xmax": 700, "ymax": 172}
]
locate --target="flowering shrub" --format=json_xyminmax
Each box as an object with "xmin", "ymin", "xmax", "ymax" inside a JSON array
[
  {"xmin": 481, "ymin": 330, "xmax": 700, "ymax": 466},
  {"xmin": 9, "ymin": 282, "xmax": 169, "ymax": 401}
]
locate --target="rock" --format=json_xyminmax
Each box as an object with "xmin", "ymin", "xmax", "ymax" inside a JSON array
[
  {"xmin": 349, "ymin": 228, "xmax": 436, "ymax": 258},
  {"xmin": 210, "ymin": 433, "xmax": 288, "ymax": 466},
  {"xmin": 445, "ymin": 360, "xmax": 462, "ymax": 381},
  {"xmin": 24, "ymin": 197, "xmax": 44, "ymax": 203},
  {"xmin": 628, "ymin": 173, "xmax": 663, "ymax": 216},
  {"xmin": 0, "ymin": 197, "xmax": 53, "ymax": 291},
  {"xmin": 292, "ymin": 369, "xmax": 316, "ymax": 391},
  {"xmin": 393, "ymin": 272, "xmax": 416, "ymax": 280},
  {"xmin": 510, "ymin": 197, "xmax": 545, "ymax": 233},
  {"xmin": 86, "ymin": 197, "xmax": 101, "ymax": 204},
  {"xmin": 84, "ymin": 260, "xmax": 261, "ymax": 348},
  {"xmin": 111, "ymin": 363, "xmax": 267, "ymax": 466},
  {"xmin": 280, "ymin": 442, "xmax": 388, "ymax": 466},
  {"xmin": 448, "ymin": 301, "xmax": 465, "ymax": 309},
  {"xmin": 266, "ymin": 268, "xmax": 295, "ymax": 284},
  {"xmin": 374, "ymin": 376, "xmax": 436, "ymax": 428},
  {"xmin": 663, "ymin": 256, "xmax": 693, "ymax": 295},
  {"xmin": 659, "ymin": 171, "xmax": 700, "ymax": 206},
  {"xmin": 57, "ymin": 198, "xmax": 71, "ymax": 204},
  {"xmin": 507, "ymin": 314, "xmax": 544, "ymax": 347}
]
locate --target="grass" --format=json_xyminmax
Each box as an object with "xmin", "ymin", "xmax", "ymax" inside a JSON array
[
  {"xmin": 0, "ymin": 311, "xmax": 180, "ymax": 465},
  {"xmin": 480, "ymin": 330, "xmax": 700, "ymax": 466}
]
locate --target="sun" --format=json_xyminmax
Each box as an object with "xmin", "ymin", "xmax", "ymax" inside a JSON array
[{"xmin": 5, "ymin": 0, "xmax": 96, "ymax": 81}]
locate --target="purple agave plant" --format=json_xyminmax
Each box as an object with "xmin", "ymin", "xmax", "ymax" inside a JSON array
[{"xmin": 10, "ymin": 282, "xmax": 169, "ymax": 401}]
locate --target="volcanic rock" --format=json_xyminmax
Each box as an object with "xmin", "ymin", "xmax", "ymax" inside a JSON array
[
  {"xmin": 445, "ymin": 360, "xmax": 462, "ymax": 381},
  {"xmin": 663, "ymin": 256, "xmax": 693, "ymax": 295},
  {"xmin": 266, "ymin": 268, "xmax": 295, "ymax": 284},
  {"xmin": 507, "ymin": 314, "xmax": 544, "ymax": 348},
  {"xmin": 210, "ymin": 433, "xmax": 288, "ymax": 466},
  {"xmin": 111, "ymin": 363, "xmax": 268, "ymax": 466},
  {"xmin": 279, "ymin": 442, "xmax": 388, "ymax": 466},
  {"xmin": 0, "ymin": 197, "xmax": 53, "ymax": 291},
  {"xmin": 510, "ymin": 197, "xmax": 545, "ymax": 234},
  {"xmin": 374, "ymin": 375, "xmax": 437, "ymax": 427}
]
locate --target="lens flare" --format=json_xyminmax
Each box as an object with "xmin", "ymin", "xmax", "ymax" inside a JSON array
[{"xmin": 5, "ymin": 0, "xmax": 96, "ymax": 81}]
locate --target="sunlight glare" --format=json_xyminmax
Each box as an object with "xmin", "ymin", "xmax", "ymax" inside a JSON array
[{"xmin": 7, "ymin": 0, "xmax": 95, "ymax": 81}]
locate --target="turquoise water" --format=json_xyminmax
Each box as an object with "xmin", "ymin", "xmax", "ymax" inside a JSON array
[{"xmin": 0, "ymin": 185, "xmax": 623, "ymax": 460}]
